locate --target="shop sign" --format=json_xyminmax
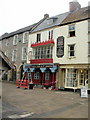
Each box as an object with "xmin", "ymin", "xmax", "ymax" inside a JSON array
[
  {"xmin": 57, "ymin": 36, "xmax": 64, "ymax": 57},
  {"xmin": 81, "ymin": 86, "xmax": 88, "ymax": 98},
  {"xmin": 24, "ymin": 64, "xmax": 58, "ymax": 69}
]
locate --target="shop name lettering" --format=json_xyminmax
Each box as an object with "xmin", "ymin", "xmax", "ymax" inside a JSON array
[{"xmin": 25, "ymin": 65, "xmax": 53, "ymax": 68}]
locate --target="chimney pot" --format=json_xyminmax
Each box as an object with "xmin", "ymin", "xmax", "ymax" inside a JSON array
[
  {"xmin": 69, "ymin": 0, "xmax": 81, "ymax": 12},
  {"xmin": 44, "ymin": 14, "xmax": 49, "ymax": 18}
]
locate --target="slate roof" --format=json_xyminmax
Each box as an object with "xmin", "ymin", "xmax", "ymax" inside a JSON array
[
  {"xmin": 60, "ymin": 6, "xmax": 89, "ymax": 25},
  {"xmin": 0, "ymin": 16, "xmax": 47, "ymax": 40},
  {"xmin": 32, "ymin": 12, "xmax": 70, "ymax": 33},
  {"xmin": 31, "ymin": 6, "xmax": 89, "ymax": 33},
  {"xmin": 0, "ymin": 23, "xmax": 37, "ymax": 40}
]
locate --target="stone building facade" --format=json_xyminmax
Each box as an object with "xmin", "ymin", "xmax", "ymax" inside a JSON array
[{"xmin": 0, "ymin": 24, "xmax": 37, "ymax": 81}]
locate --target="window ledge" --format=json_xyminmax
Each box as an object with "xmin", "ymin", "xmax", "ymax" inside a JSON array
[
  {"xmin": 67, "ymin": 36, "xmax": 76, "ymax": 38},
  {"xmin": 13, "ymin": 44, "xmax": 17, "ymax": 46},
  {"xmin": 22, "ymin": 59, "xmax": 26, "ymax": 61},
  {"xmin": 68, "ymin": 56, "xmax": 76, "ymax": 59}
]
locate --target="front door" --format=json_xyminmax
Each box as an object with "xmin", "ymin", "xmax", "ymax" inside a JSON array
[
  {"xmin": 79, "ymin": 70, "xmax": 89, "ymax": 89},
  {"xmin": 44, "ymin": 70, "xmax": 51, "ymax": 86}
]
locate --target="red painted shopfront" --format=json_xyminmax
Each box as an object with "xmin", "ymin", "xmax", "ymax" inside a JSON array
[
  {"xmin": 24, "ymin": 39, "xmax": 58, "ymax": 89},
  {"xmin": 23, "ymin": 64, "xmax": 58, "ymax": 89}
]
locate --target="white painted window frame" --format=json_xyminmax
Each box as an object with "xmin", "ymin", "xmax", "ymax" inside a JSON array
[
  {"xmin": 12, "ymin": 49, "xmax": 17, "ymax": 61},
  {"xmin": 22, "ymin": 47, "xmax": 27, "ymax": 60},
  {"xmin": 13, "ymin": 35, "xmax": 18, "ymax": 45},
  {"xmin": 23, "ymin": 32, "xmax": 29, "ymax": 43}
]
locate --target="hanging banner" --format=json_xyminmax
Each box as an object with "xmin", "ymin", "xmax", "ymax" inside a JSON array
[{"xmin": 57, "ymin": 36, "xmax": 64, "ymax": 57}]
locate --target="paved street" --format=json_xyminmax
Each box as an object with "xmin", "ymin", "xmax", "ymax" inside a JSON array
[{"xmin": 1, "ymin": 81, "xmax": 88, "ymax": 119}]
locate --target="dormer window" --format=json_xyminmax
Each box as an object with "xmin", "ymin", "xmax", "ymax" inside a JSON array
[
  {"xmin": 37, "ymin": 34, "xmax": 41, "ymax": 43},
  {"xmin": 47, "ymin": 19, "xmax": 54, "ymax": 25},
  {"xmin": 69, "ymin": 24, "xmax": 75, "ymax": 37},
  {"xmin": 47, "ymin": 17, "xmax": 57, "ymax": 25}
]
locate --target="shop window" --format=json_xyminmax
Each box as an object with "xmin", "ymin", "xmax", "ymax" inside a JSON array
[
  {"xmin": 23, "ymin": 32, "xmax": 29, "ymax": 43},
  {"xmin": 68, "ymin": 44, "xmax": 75, "ymax": 57},
  {"xmin": 34, "ymin": 72, "xmax": 39, "ymax": 79},
  {"xmin": 69, "ymin": 24, "xmax": 75, "ymax": 37},
  {"xmin": 66, "ymin": 69, "xmax": 77, "ymax": 87},
  {"xmin": 12, "ymin": 50, "xmax": 17, "ymax": 61},
  {"xmin": 37, "ymin": 34, "xmax": 41, "ymax": 43},
  {"xmin": 26, "ymin": 72, "xmax": 31, "ymax": 80},
  {"xmin": 79, "ymin": 70, "xmax": 89, "ymax": 86},
  {"xmin": 13, "ymin": 35, "xmax": 18, "ymax": 45}
]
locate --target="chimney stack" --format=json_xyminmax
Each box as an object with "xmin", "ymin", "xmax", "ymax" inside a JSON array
[
  {"xmin": 88, "ymin": 1, "xmax": 90, "ymax": 6},
  {"xmin": 69, "ymin": 0, "xmax": 81, "ymax": 12},
  {"xmin": 44, "ymin": 14, "xmax": 49, "ymax": 19}
]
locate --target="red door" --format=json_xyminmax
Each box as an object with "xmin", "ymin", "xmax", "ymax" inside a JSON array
[
  {"xmin": 44, "ymin": 70, "xmax": 51, "ymax": 86},
  {"xmin": 33, "ymin": 70, "xmax": 41, "ymax": 85}
]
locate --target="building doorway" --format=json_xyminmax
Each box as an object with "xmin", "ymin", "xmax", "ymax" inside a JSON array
[
  {"xmin": 19, "ymin": 65, "xmax": 24, "ymax": 79},
  {"xmin": 79, "ymin": 69, "xmax": 89, "ymax": 89}
]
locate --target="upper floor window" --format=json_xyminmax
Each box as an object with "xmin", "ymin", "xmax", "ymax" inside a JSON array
[
  {"xmin": 23, "ymin": 32, "xmax": 29, "ymax": 43},
  {"xmin": 12, "ymin": 50, "xmax": 17, "ymax": 61},
  {"xmin": 33, "ymin": 45, "xmax": 53, "ymax": 59},
  {"xmin": 68, "ymin": 44, "xmax": 75, "ymax": 57},
  {"xmin": 22, "ymin": 47, "xmax": 27, "ymax": 60},
  {"xmin": 88, "ymin": 21, "xmax": 90, "ymax": 33},
  {"xmin": 0, "ymin": 41, "xmax": 2, "ymax": 49},
  {"xmin": 48, "ymin": 30, "xmax": 53, "ymax": 40},
  {"xmin": 6, "ymin": 40, "xmax": 9, "ymax": 47},
  {"xmin": 13, "ymin": 35, "xmax": 18, "ymax": 45},
  {"xmin": 36, "ymin": 34, "xmax": 41, "ymax": 43},
  {"xmin": 88, "ymin": 42, "xmax": 90, "ymax": 56},
  {"xmin": 69, "ymin": 24, "xmax": 75, "ymax": 37}
]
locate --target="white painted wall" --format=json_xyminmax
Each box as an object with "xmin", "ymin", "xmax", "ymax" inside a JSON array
[
  {"xmin": 54, "ymin": 20, "xmax": 88, "ymax": 64},
  {"xmin": 28, "ymin": 20, "xmax": 88, "ymax": 65}
]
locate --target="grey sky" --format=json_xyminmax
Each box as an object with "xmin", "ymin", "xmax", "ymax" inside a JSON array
[{"xmin": 0, "ymin": 0, "xmax": 89, "ymax": 36}]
